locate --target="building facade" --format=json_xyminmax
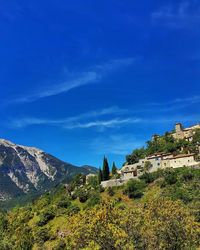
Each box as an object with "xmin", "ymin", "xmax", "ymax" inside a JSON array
[
  {"xmin": 161, "ymin": 154, "xmax": 198, "ymax": 169},
  {"xmin": 120, "ymin": 152, "xmax": 199, "ymax": 181},
  {"xmin": 172, "ymin": 123, "xmax": 200, "ymax": 141}
]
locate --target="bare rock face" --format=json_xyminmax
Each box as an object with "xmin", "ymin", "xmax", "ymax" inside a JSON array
[{"xmin": 0, "ymin": 139, "xmax": 97, "ymax": 201}]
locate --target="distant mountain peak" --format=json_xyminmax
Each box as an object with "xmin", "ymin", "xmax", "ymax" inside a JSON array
[
  {"xmin": 0, "ymin": 138, "xmax": 16, "ymax": 147},
  {"xmin": 0, "ymin": 138, "xmax": 43, "ymax": 153},
  {"xmin": 0, "ymin": 139, "xmax": 97, "ymax": 202}
]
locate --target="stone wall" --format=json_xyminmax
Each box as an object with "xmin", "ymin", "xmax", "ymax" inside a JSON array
[{"xmin": 101, "ymin": 178, "xmax": 130, "ymax": 188}]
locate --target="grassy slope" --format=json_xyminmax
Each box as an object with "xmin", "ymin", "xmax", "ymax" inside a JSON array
[{"xmin": 2, "ymin": 167, "xmax": 200, "ymax": 249}]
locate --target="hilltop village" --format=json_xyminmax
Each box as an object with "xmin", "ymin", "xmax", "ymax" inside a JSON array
[{"xmin": 101, "ymin": 123, "xmax": 200, "ymax": 188}]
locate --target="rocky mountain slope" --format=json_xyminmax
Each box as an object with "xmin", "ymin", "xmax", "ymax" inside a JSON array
[{"xmin": 0, "ymin": 139, "xmax": 97, "ymax": 201}]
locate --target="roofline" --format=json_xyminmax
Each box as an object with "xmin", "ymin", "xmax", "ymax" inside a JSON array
[
  {"xmin": 164, "ymin": 154, "xmax": 195, "ymax": 160},
  {"xmin": 147, "ymin": 152, "xmax": 173, "ymax": 159}
]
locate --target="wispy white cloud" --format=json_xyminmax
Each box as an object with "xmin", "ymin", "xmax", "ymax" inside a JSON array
[
  {"xmin": 11, "ymin": 72, "xmax": 98, "ymax": 104},
  {"xmin": 10, "ymin": 117, "xmax": 140, "ymax": 130},
  {"xmin": 9, "ymin": 95, "xmax": 200, "ymax": 130},
  {"xmin": 7, "ymin": 57, "xmax": 136, "ymax": 105},
  {"xmin": 63, "ymin": 118, "xmax": 141, "ymax": 130},
  {"xmin": 9, "ymin": 106, "xmax": 132, "ymax": 129},
  {"xmin": 152, "ymin": 1, "xmax": 200, "ymax": 28}
]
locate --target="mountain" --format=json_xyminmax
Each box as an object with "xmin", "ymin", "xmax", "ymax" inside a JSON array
[
  {"xmin": 0, "ymin": 139, "xmax": 97, "ymax": 201},
  {"xmin": 80, "ymin": 165, "xmax": 99, "ymax": 174}
]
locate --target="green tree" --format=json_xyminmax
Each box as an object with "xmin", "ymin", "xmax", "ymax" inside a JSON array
[
  {"xmin": 72, "ymin": 174, "xmax": 86, "ymax": 187},
  {"xmin": 124, "ymin": 179, "xmax": 146, "ymax": 199},
  {"xmin": 192, "ymin": 128, "xmax": 200, "ymax": 144},
  {"xmin": 87, "ymin": 175, "xmax": 99, "ymax": 190},
  {"xmin": 98, "ymin": 168, "xmax": 103, "ymax": 183},
  {"xmin": 126, "ymin": 147, "xmax": 146, "ymax": 164},
  {"xmin": 37, "ymin": 208, "xmax": 55, "ymax": 226},
  {"xmin": 102, "ymin": 157, "xmax": 110, "ymax": 181},
  {"xmin": 111, "ymin": 162, "xmax": 117, "ymax": 175}
]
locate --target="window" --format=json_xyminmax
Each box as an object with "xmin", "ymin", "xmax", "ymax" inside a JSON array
[{"xmin": 133, "ymin": 170, "xmax": 137, "ymax": 177}]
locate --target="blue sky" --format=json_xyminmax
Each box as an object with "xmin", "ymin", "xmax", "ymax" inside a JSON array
[{"xmin": 1, "ymin": 0, "xmax": 200, "ymax": 168}]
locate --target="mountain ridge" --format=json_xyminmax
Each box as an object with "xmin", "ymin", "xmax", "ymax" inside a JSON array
[{"xmin": 0, "ymin": 139, "xmax": 97, "ymax": 201}]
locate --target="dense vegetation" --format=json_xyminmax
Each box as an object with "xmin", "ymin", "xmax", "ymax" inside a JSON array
[
  {"xmin": 0, "ymin": 168, "xmax": 199, "ymax": 250},
  {"xmin": 126, "ymin": 129, "xmax": 200, "ymax": 164}
]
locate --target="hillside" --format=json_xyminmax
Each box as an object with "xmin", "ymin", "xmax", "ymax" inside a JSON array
[
  {"xmin": 0, "ymin": 167, "xmax": 199, "ymax": 249},
  {"xmin": 126, "ymin": 128, "xmax": 200, "ymax": 165},
  {"xmin": 0, "ymin": 139, "xmax": 97, "ymax": 203}
]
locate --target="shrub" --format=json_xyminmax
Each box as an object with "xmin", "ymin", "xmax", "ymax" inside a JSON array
[
  {"xmin": 180, "ymin": 169, "xmax": 194, "ymax": 182},
  {"xmin": 18, "ymin": 227, "xmax": 34, "ymax": 250},
  {"xmin": 87, "ymin": 176, "xmax": 99, "ymax": 190},
  {"xmin": 139, "ymin": 172, "xmax": 156, "ymax": 184},
  {"xmin": 172, "ymin": 188, "xmax": 193, "ymax": 203},
  {"xmin": 66, "ymin": 198, "xmax": 200, "ymax": 250},
  {"xmin": 76, "ymin": 189, "xmax": 89, "ymax": 203},
  {"xmin": 56, "ymin": 197, "xmax": 71, "ymax": 209},
  {"xmin": 86, "ymin": 192, "xmax": 101, "ymax": 208},
  {"xmin": 107, "ymin": 187, "xmax": 115, "ymax": 197},
  {"xmin": 54, "ymin": 240, "xmax": 66, "ymax": 250},
  {"xmin": 37, "ymin": 208, "xmax": 55, "ymax": 226},
  {"xmin": 0, "ymin": 212, "xmax": 8, "ymax": 233},
  {"xmin": 67, "ymin": 204, "xmax": 80, "ymax": 215},
  {"xmin": 123, "ymin": 179, "xmax": 146, "ymax": 199},
  {"xmin": 164, "ymin": 170, "xmax": 178, "ymax": 185},
  {"xmin": 34, "ymin": 228, "xmax": 50, "ymax": 245},
  {"xmin": 99, "ymin": 185, "xmax": 105, "ymax": 193}
]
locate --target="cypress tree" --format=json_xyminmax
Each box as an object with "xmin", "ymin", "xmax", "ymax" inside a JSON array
[
  {"xmin": 112, "ymin": 162, "xmax": 117, "ymax": 175},
  {"xmin": 102, "ymin": 156, "xmax": 110, "ymax": 181},
  {"xmin": 98, "ymin": 168, "xmax": 103, "ymax": 183}
]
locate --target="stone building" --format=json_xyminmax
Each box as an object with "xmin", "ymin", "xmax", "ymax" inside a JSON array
[
  {"xmin": 101, "ymin": 152, "xmax": 200, "ymax": 188},
  {"xmin": 121, "ymin": 153, "xmax": 174, "ymax": 179},
  {"xmin": 121, "ymin": 158, "xmax": 146, "ymax": 180},
  {"xmin": 146, "ymin": 153, "xmax": 173, "ymax": 172},
  {"xmin": 172, "ymin": 123, "xmax": 200, "ymax": 141},
  {"xmin": 161, "ymin": 153, "xmax": 198, "ymax": 169},
  {"xmin": 121, "ymin": 165, "xmax": 138, "ymax": 180},
  {"xmin": 152, "ymin": 123, "xmax": 200, "ymax": 142},
  {"xmin": 120, "ymin": 152, "xmax": 199, "ymax": 181}
]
